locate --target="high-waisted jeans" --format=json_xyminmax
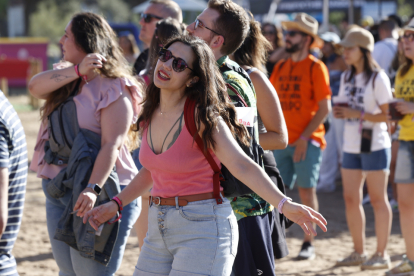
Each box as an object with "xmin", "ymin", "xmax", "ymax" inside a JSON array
[{"xmin": 134, "ymin": 197, "xmax": 238, "ymax": 276}]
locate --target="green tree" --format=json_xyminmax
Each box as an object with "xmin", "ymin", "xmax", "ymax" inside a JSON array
[
  {"xmin": 29, "ymin": 0, "xmax": 134, "ymax": 44},
  {"xmin": 397, "ymin": 0, "xmax": 413, "ymax": 20}
]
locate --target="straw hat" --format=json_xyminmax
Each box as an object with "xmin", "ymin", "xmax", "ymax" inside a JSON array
[
  {"xmin": 403, "ymin": 17, "xmax": 414, "ymax": 32},
  {"xmin": 338, "ymin": 27, "xmax": 374, "ymax": 52},
  {"xmin": 282, "ymin": 13, "xmax": 323, "ymax": 48}
]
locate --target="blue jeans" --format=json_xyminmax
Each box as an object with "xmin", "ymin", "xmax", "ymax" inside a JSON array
[
  {"xmin": 134, "ymin": 198, "xmax": 238, "ymax": 276},
  {"xmin": 42, "ymin": 179, "xmax": 141, "ymax": 276},
  {"xmin": 342, "ymin": 148, "xmax": 391, "ymax": 171}
]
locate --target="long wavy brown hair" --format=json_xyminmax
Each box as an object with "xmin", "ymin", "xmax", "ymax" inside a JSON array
[
  {"xmin": 40, "ymin": 12, "xmax": 142, "ymax": 150},
  {"xmin": 136, "ymin": 35, "xmax": 250, "ymax": 150},
  {"xmin": 233, "ymin": 18, "xmax": 272, "ymax": 75}
]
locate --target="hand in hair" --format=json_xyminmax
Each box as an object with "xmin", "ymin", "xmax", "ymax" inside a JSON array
[{"xmin": 78, "ymin": 53, "xmax": 107, "ymax": 76}]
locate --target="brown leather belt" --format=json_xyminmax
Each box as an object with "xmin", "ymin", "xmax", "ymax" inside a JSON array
[{"xmin": 149, "ymin": 192, "xmax": 224, "ymax": 207}]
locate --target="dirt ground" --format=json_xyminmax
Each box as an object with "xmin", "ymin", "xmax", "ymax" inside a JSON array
[{"xmin": 9, "ymin": 95, "xmax": 407, "ymax": 276}]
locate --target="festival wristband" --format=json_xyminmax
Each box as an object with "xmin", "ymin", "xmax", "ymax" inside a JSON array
[
  {"xmin": 300, "ymin": 135, "xmax": 310, "ymax": 142},
  {"xmin": 111, "ymin": 196, "xmax": 123, "ymax": 211},
  {"xmin": 278, "ymin": 197, "xmax": 292, "ymax": 214},
  {"xmin": 74, "ymin": 64, "xmax": 89, "ymax": 84}
]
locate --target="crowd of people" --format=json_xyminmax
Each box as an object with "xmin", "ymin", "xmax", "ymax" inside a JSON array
[{"xmin": 0, "ymin": 0, "xmax": 413, "ymax": 275}]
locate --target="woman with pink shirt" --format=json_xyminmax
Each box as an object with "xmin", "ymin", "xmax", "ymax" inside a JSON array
[
  {"xmin": 28, "ymin": 12, "xmax": 142, "ymax": 276},
  {"xmin": 84, "ymin": 35, "xmax": 327, "ymax": 276}
]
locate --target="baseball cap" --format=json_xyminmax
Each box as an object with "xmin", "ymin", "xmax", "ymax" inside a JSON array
[{"xmin": 319, "ymin": 32, "xmax": 341, "ymax": 44}]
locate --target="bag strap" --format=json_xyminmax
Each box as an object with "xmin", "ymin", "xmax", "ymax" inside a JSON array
[
  {"xmin": 183, "ymin": 97, "xmax": 223, "ymax": 204},
  {"xmin": 226, "ymin": 83, "xmax": 248, "ymax": 107},
  {"xmin": 310, "ymin": 59, "xmax": 316, "ymax": 100}
]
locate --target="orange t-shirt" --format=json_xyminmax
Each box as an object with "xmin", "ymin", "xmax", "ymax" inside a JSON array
[{"xmin": 269, "ymin": 55, "xmax": 331, "ymax": 149}]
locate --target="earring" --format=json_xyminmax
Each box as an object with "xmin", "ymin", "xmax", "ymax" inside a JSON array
[{"xmin": 187, "ymin": 83, "xmax": 190, "ymax": 87}]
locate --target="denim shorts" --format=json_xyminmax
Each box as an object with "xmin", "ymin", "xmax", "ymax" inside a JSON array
[
  {"xmin": 342, "ymin": 148, "xmax": 391, "ymax": 171},
  {"xmin": 395, "ymin": 141, "xmax": 414, "ymax": 183},
  {"xmin": 133, "ymin": 198, "xmax": 238, "ymax": 276},
  {"xmin": 273, "ymin": 141, "xmax": 322, "ymax": 189}
]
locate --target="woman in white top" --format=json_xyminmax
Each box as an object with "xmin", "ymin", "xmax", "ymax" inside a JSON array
[{"xmin": 333, "ymin": 28, "xmax": 393, "ymax": 269}]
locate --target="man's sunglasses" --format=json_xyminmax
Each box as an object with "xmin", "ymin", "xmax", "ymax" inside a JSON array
[
  {"xmin": 194, "ymin": 19, "xmax": 225, "ymax": 45},
  {"xmin": 158, "ymin": 48, "xmax": 196, "ymax": 73},
  {"xmin": 141, "ymin": 13, "xmax": 163, "ymax": 23},
  {"xmin": 284, "ymin": 30, "xmax": 306, "ymax": 37}
]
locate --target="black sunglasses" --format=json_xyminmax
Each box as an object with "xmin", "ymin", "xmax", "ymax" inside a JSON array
[
  {"xmin": 158, "ymin": 48, "xmax": 195, "ymax": 73},
  {"xmin": 194, "ymin": 19, "xmax": 225, "ymax": 45},
  {"xmin": 141, "ymin": 13, "xmax": 163, "ymax": 23},
  {"xmin": 284, "ymin": 30, "xmax": 306, "ymax": 37},
  {"xmin": 262, "ymin": 31, "xmax": 276, "ymax": 36},
  {"xmin": 402, "ymin": 33, "xmax": 414, "ymax": 42}
]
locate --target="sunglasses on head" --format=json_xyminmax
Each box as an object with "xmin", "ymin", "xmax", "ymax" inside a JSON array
[
  {"xmin": 284, "ymin": 30, "xmax": 305, "ymax": 37},
  {"xmin": 141, "ymin": 13, "xmax": 163, "ymax": 23},
  {"xmin": 194, "ymin": 19, "xmax": 225, "ymax": 45},
  {"xmin": 158, "ymin": 48, "xmax": 196, "ymax": 73}
]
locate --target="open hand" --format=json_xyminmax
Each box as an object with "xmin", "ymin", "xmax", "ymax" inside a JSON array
[
  {"xmin": 83, "ymin": 201, "xmax": 118, "ymax": 230},
  {"xmin": 291, "ymin": 138, "xmax": 308, "ymax": 163},
  {"xmin": 78, "ymin": 53, "xmax": 107, "ymax": 76},
  {"xmin": 396, "ymin": 101, "xmax": 414, "ymax": 115},
  {"xmin": 282, "ymin": 201, "xmax": 327, "ymax": 236},
  {"xmin": 73, "ymin": 188, "xmax": 97, "ymax": 218},
  {"xmin": 333, "ymin": 106, "xmax": 360, "ymax": 119}
]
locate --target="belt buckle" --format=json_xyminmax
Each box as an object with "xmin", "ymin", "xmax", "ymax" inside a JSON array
[{"xmin": 153, "ymin": 197, "xmax": 161, "ymax": 206}]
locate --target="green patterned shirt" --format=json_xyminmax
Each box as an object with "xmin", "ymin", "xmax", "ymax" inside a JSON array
[{"xmin": 217, "ymin": 56, "xmax": 274, "ymax": 221}]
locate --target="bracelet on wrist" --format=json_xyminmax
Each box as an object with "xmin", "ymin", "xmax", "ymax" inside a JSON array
[
  {"xmin": 278, "ymin": 197, "xmax": 292, "ymax": 214},
  {"xmin": 74, "ymin": 64, "xmax": 89, "ymax": 84},
  {"xmin": 300, "ymin": 135, "xmax": 310, "ymax": 142}
]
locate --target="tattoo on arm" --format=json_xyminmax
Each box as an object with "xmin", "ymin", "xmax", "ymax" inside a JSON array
[{"xmin": 50, "ymin": 74, "xmax": 71, "ymax": 82}]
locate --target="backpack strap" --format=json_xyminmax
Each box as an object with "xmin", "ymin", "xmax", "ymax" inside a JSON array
[
  {"xmin": 275, "ymin": 59, "xmax": 287, "ymax": 75},
  {"xmin": 310, "ymin": 59, "xmax": 316, "ymax": 100},
  {"xmin": 183, "ymin": 97, "xmax": 223, "ymax": 204},
  {"xmin": 226, "ymin": 83, "xmax": 248, "ymax": 107},
  {"xmin": 372, "ymin": 71, "xmax": 379, "ymax": 90}
]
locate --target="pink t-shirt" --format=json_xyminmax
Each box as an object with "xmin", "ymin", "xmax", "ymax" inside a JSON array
[
  {"xmin": 30, "ymin": 73, "xmax": 143, "ymax": 186},
  {"xmin": 139, "ymin": 124, "xmax": 222, "ymax": 198}
]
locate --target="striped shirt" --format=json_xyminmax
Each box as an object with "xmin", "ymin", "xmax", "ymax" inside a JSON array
[{"xmin": 0, "ymin": 91, "xmax": 27, "ymax": 276}]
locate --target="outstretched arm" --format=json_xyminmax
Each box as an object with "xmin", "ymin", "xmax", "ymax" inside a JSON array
[{"xmin": 212, "ymin": 118, "xmax": 327, "ymax": 235}]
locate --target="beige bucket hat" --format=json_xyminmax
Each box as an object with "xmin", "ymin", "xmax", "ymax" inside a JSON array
[
  {"xmin": 281, "ymin": 13, "xmax": 323, "ymax": 48},
  {"xmin": 338, "ymin": 27, "xmax": 374, "ymax": 52}
]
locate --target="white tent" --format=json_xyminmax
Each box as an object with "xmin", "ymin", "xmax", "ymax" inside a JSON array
[{"xmin": 132, "ymin": 0, "xmax": 207, "ymax": 13}]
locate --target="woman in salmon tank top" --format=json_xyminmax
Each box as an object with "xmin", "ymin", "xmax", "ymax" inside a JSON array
[{"xmin": 84, "ymin": 35, "xmax": 328, "ymax": 276}]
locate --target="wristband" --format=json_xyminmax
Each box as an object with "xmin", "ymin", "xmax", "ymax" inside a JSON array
[
  {"xmin": 111, "ymin": 196, "xmax": 123, "ymax": 211},
  {"xmin": 300, "ymin": 135, "xmax": 310, "ymax": 142},
  {"xmin": 74, "ymin": 64, "xmax": 89, "ymax": 84},
  {"xmin": 278, "ymin": 197, "xmax": 292, "ymax": 214}
]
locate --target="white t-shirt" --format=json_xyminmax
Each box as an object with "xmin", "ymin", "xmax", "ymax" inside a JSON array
[
  {"xmin": 372, "ymin": 38, "xmax": 398, "ymax": 79},
  {"xmin": 338, "ymin": 70, "xmax": 392, "ymax": 153}
]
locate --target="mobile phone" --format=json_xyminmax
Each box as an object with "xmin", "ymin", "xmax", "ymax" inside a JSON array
[{"xmin": 360, "ymin": 128, "xmax": 373, "ymax": 153}]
